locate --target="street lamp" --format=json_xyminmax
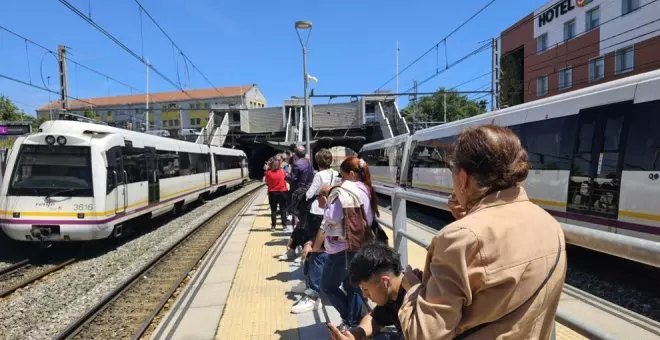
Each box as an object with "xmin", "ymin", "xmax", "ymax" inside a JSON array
[{"xmin": 295, "ymin": 20, "xmax": 312, "ymax": 155}]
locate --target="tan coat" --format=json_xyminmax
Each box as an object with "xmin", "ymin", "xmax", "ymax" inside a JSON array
[{"xmin": 398, "ymin": 186, "xmax": 566, "ymax": 340}]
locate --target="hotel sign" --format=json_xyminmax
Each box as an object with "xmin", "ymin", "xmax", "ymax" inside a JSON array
[{"xmin": 538, "ymin": 0, "xmax": 576, "ymax": 27}]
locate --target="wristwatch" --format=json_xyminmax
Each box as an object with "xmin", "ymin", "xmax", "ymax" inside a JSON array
[{"xmin": 349, "ymin": 326, "xmax": 367, "ymax": 339}]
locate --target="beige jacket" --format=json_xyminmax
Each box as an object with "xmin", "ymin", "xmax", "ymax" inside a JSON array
[{"xmin": 398, "ymin": 186, "xmax": 566, "ymax": 339}]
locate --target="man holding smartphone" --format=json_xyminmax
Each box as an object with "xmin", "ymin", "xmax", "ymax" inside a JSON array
[{"xmin": 327, "ymin": 242, "xmax": 419, "ymax": 340}]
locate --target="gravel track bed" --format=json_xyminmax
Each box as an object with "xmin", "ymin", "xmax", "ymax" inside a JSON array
[
  {"xmin": 71, "ymin": 193, "xmax": 251, "ymax": 339},
  {"xmin": 0, "ymin": 263, "xmax": 62, "ymax": 295},
  {"xmin": 0, "ymin": 183, "xmax": 262, "ymax": 340},
  {"xmin": 377, "ymin": 194, "xmax": 660, "ymax": 322}
]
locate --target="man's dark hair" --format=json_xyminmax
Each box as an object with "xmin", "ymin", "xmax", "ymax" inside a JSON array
[{"xmin": 349, "ymin": 242, "xmax": 402, "ymax": 286}]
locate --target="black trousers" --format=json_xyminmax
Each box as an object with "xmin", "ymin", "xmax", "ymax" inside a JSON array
[{"xmin": 268, "ymin": 191, "xmax": 287, "ymax": 228}]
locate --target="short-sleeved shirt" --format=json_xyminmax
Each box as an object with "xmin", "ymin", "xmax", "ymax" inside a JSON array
[{"xmin": 371, "ymin": 287, "xmax": 406, "ymax": 332}]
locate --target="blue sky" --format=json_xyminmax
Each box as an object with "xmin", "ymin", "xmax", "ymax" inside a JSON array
[{"xmin": 0, "ymin": 0, "xmax": 547, "ymax": 116}]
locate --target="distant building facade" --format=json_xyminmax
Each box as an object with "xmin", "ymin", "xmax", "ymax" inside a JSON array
[
  {"xmin": 500, "ymin": 0, "xmax": 660, "ymax": 106},
  {"xmin": 36, "ymin": 85, "xmax": 267, "ymax": 134}
]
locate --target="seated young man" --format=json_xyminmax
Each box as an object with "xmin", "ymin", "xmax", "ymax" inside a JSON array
[{"xmin": 328, "ymin": 242, "xmax": 419, "ymax": 340}]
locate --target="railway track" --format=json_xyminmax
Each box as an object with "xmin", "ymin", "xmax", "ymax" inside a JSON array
[
  {"xmin": 0, "ymin": 258, "xmax": 77, "ymax": 298},
  {"xmin": 53, "ymin": 184, "xmax": 261, "ymax": 340}
]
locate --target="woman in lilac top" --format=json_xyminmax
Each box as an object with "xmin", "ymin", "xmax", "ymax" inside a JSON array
[{"xmin": 317, "ymin": 156, "xmax": 379, "ymax": 329}]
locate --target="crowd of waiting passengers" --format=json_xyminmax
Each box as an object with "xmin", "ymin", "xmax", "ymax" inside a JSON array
[{"xmin": 263, "ymin": 125, "xmax": 566, "ymax": 340}]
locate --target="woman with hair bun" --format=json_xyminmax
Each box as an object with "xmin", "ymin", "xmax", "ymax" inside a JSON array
[
  {"xmin": 398, "ymin": 125, "xmax": 566, "ymax": 340},
  {"xmin": 317, "ymin": 156, "xmax": 379, "ymax": 329}
]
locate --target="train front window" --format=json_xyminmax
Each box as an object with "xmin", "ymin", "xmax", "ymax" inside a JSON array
[{"xmin": 8, "ymin": 145, "xmax": 93, "ymax": 197}]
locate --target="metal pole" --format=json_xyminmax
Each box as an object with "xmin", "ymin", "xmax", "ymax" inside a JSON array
[
  {"xmin": 58, "ymin": 45, "xmax": 69, "ymax": 111},
  {"xmin": 396, "ymin": 40, "xmax": 399, "ymax": 108},
  {"xmin": 491, "ymin": 37, "xmax": 496, "ymax": 112},
  {"xmin": 303, "ymin": 46, "xmax": 311, "ymax": 154},
  {"xmin": 412, "ymin": 80, "xmax": 417, "ymax": 132},
  {"xmin": 145, "ymin": 58, "xmax": 149, "ymax": 131},
  {"xmin": 392, "ymin": 188, "xmax": 408, "ymax": 267}
]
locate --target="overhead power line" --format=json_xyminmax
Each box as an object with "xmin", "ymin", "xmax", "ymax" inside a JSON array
[
  {"xmin": 0, "ymin": 24, "xmax": 144, "ymax": 96},
  {"xmin": 0, "ymin": 72, "xmax": 99, "ymax": 109},
  {"xmin": 375, "ymin": 0, "xmax": 498, "ymax": 91},
  {"xmin": 57, "ymin": 0, "xmax": 196, "ymax": 99},
  {"xmin": 404, "ymin": 42, "xmax": 491, "ymax": 93},
  {"xmin": 131, "ymin": 0, "xmax": 225, "ymax": 97}
]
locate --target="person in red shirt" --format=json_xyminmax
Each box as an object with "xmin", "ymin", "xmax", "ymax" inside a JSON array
[{"xmin": 264, "ymin": 157, "xmax": 288, "ymax": 231}]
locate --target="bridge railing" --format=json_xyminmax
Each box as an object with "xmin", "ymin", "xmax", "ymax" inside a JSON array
[{"xmin": 373, "ymin": 184, "xmax": 628, "ymax": 340}]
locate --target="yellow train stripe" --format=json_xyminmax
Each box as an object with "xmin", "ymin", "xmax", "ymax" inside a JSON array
[
  {"xmin": 619, "ymin": 210, "xmax": 660, "ymax": 222},
  {"xmin": 529, "ymin": 198, "xmax": 567, "ymax": 208},
  {"xmin": 0, "ymin": 178, "xmax": 248, "ymax": 219}
]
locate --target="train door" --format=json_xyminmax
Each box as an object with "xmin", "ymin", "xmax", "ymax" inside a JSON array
[
  {"xmin": 146, "ymin": 147, "xmax": 160, "ymax": 204},
  {"xmin": 208, "ymin": 154, "xmax": 213, "ymax": 187},
  {"xmin": 116, "ymin": 147, "xmax": 127, "ymax": 214},
  {"xmin": 566, "ymin": 105, "xmax": 629, "ymax": 223}
]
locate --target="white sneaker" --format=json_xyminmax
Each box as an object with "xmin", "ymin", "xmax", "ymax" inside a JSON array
[
  {"xmin": 278, "ymin": 249, "xmax": 296, "ymax": 261},
  {"xmin": 291, "ymin": 296, "xmax": 320, "ymax": 314},
  {"xmin": 287, "ymin": 215, "xmax": 293, "ymax": 221},
  {"xmin": 290, "ymin": 281, "xmax": 307, "ymax": 294},
  {"xmin": 293, "ymin": 256, "xmax": 302, "ymax": 264}
]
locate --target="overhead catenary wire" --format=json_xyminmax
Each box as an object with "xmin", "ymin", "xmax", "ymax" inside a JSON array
[
  {"xmin": 0, "ymin": 24, "xmax": 144, "ymax": 96},
  {"xmin": 404, "ymin": 42, "xmax": 491, "ymax": 93},
  {"xmin": 375, "ymin": 0, "xmax": 498, "ymax": 91},
  {"xmin": 132, "ymin": 0, "xmax": 226, "ymax": 97},
  {"xmin": 57, "ymin": 0, "xmax": 196, "ymax": 100}
]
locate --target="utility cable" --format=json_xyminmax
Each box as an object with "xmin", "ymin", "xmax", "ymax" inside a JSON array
[
  {"xmin": 57, "ymin": 0, "xmax": 196, "ymax": 99},
  {"xmin": 132, "ymin": 0, "xmax": 226, "ymax": 96},
  {"xmin": 375, "ymin": 0, "xmax": 498, "ymax": 91}
]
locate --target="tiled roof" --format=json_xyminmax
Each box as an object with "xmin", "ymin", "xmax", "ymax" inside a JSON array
[{"xmin": 37, "ymin": 85, "xmax": 254, "ymax": 111}]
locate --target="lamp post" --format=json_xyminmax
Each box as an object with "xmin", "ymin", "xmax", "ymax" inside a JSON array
[{"xmin": 295, "ymin": 20, "xmax": 312, "ymax": 155}]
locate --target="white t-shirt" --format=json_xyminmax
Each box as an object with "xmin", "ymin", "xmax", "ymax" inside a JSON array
[{"xmin": 306, "ymin": 168, "xmax": 340, "ymax": 215}]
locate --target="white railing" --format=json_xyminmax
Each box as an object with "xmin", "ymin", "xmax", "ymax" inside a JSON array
[{"xmin": 373, "ymin": 184, "xmax": 626, "ymax": 340}]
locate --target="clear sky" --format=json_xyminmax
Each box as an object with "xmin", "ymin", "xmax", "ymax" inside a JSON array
[{"xmin": 0, "ymin": 0, "xmax": 547, "ymax": 116}]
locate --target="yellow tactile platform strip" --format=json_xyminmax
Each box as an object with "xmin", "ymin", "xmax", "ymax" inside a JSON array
[{"xmin": 215, "ymin": 196, "xmax": 300, "ymax": 340}]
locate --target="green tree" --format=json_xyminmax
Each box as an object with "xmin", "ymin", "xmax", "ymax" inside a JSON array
[
  {"xmin": 0, "ymin": 95, "xmax": 26, "ymax": 121},
  {"xmin": 500, "ymin": 51, "xmax": 524, "ymax": 108},
  {"xmin": 83, "ymin": 107, "xmax": 96, "ymax": 119},
  {"xmin": 32, "ymin": 116, "xmax": 49, "ymax": 130},
  {"xmin": 401, "ymin": 87, "xmax": 487, "ymax": 124}
]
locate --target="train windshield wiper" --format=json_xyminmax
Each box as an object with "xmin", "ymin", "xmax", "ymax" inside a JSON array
[{"xmin": 44, "ymin": 188, "xmax": 84, "ymax": 201}]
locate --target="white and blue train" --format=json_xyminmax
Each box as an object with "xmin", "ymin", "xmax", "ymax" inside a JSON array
[
  {"xmin": 361, "ymin": 69, "xmax": 660, "ymax": 243},
  {"xmin": 0, "ymin": 120, "xmax": 249, "ymax": 242}
]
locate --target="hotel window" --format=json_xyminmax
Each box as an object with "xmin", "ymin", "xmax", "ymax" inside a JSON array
[
  {"xmin": 589, "ymin": 56, "xmax": 605, "ymax": 81},
  {"xmin": 586, "ymin": 7, "xmax": 600, "ymax": 31},
  {"xmin": 564, "ymin": 20, "xmax": 576, "ymax": 42},
  {"xmin": 536, "ymin": 33, "xmax": 548, "ymax": 53},
  {"xmin": 615, "ymin": 46, "xmax": 634, "ymax": 73},
  {"xmin": 558, "ymin": 67, "xmax": 573, "ymax": 90},
  {"xmin": 622, "ymin": 0, "xmax": 640, "ymax": 15},
  {"xmin": 204, "ymin": 103, "xmax": 209, "ymax": 109},
  {"xmin": 537, "ymin": 75, "xmax": 549, "ymax": 97},
  {"xmin": 189, "ymin": 103, "xmax": 195, "ymax": 109}
]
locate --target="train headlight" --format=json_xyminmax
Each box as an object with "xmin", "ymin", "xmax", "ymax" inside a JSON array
[
  {"xmin": 45, "ymin": 135, "xmax": 55, "ymax": 145},
  {"xmin": 56, "ymin": 136, "xmax": 67, "ymax": 145}
]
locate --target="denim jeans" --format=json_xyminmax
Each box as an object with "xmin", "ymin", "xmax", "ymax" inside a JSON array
[
  {"xmin": 305, "ymin": 252, "xmax": 328, "ymax": 298},
  {"xmin": 320, "ymin": 250, "xmax": 363, "ymax": 327}
]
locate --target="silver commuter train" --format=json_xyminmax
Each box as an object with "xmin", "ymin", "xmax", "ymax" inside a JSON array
[
  {"xmin": 0, "ymin": 120, "xmax": 249, "ymax": 242},
  {"xmin": 360, "ymin": 68, "xmax": 660, "ymax": 243}
]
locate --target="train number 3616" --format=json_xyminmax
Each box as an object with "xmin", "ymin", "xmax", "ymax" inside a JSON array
[{"xmin": 73, "ymin": 204, "xmax": 94, "ymax": 211}]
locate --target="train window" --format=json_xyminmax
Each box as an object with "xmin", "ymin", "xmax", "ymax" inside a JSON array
[
  {"xmin": 8, "ymin": 145, "xmax": 93, "ymax": 197},
  {"xmin": 410, "ymin": 136, "xmax": 455, "ymax": 169},
  {"xmin": 179, "ymin": 152, "xmax": 192, "ymax": 175},
  {"xmin": 522, "ymin": 116, "xmax": 577, "ymax": 170},
  {"xmin": 359, "ymin": 149, "xmax": 380, "ymax": 167},
  {"xmin": 157, "ymin": 150, "xmax": 180, "ymax": 179},
  {"xmin": 623, "ymin": 101, "xmax": 660, "ymax": 171},
  {"xmin": 189, "ymin": 153, "xmax": 209, "ymax": 174},
  {"xmin": 122, "ymin": 147, "xmax": 147, "ymax": 183},
  {"xmin": 106, "ymin": 147, "xmax": 124, "ymax": 194}
]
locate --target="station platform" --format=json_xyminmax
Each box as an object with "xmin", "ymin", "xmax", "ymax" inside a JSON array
[{"xmin": 149, "ymin": 187, "xmax": 657, "ymax": 340}]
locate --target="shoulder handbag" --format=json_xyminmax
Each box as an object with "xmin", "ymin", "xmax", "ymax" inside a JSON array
[{"xmin": 455, "ymin": 234, "xmax": 562, "ymax": 339}]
